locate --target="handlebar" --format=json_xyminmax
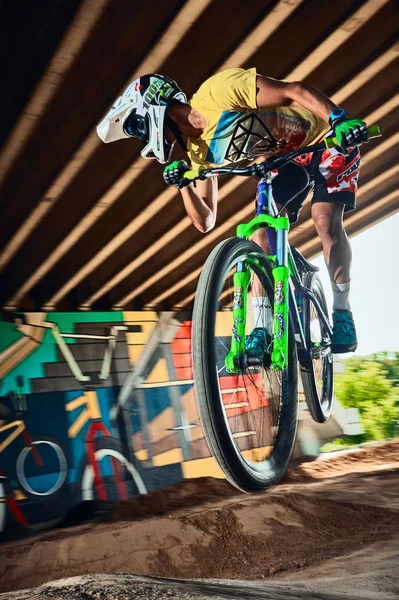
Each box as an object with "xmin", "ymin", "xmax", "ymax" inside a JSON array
[
  {"xmin": 183, "ymin": 124, "xmax": 382, "ymax": 182},
  {"xmin": 325, "ymin": 124, "xmax": 381, "ymax": 148}
]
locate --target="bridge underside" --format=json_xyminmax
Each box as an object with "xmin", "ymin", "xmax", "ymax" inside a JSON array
[{"xmin": 0, "ymin": 0, "xmax": 397, "ymax": 312}]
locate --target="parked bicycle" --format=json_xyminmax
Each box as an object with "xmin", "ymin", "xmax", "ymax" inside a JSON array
[{"xmin": 185, "ymin": 125, "xmax": 381, "ymax": 492}]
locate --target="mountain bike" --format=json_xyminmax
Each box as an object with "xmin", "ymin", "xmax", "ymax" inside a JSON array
[{"xmin": 185, "ymin": 125, "xmax": 381, "ymax": 493}]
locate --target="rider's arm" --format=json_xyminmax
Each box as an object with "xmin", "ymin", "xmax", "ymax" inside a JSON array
[
  {"xmin": 255, "ymin": 75, "xmax": 336, "ymax": 122},
  {"xmin": 180, "ymin": 177, "xmax": 218, "ymax": 233}
]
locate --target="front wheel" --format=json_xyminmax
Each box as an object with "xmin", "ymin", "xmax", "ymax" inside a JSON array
[
  {"xmin": 192, "ymin": 238, "xmax": 298, "ymax": 493},
  {"xmin": 301, "ymin": 272, "xmax": 334, "ymax": 423}
]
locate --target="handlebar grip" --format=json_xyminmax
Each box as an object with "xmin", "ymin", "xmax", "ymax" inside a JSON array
[
  {"xmin": 325, "ymin": 124, "xmax": 382, "ymax": 149},
  {"xmin": 183, "ymin": 166, "xmax": 206, "ymax": 180}
]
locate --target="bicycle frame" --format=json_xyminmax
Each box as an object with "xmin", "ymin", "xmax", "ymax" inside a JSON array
[
  {"xmin": 225, "ymin": 175, "xmax": 332, "ymax": 373},
  {"xmin": 182, "ymin": 125, "xmax": 380, "ymax": 373},
  {"xmin": 0, "ymin": 414, "xmax": 43, "ymax": 465}
]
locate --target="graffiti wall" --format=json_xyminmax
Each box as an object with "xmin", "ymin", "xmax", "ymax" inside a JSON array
[
  {"xmin": 0, "ymin": 311, "xmax": 223, "ymax": 537},
  {"xmin": 0, "ymin": 310, "xmax": 362, "ymax": 538}
]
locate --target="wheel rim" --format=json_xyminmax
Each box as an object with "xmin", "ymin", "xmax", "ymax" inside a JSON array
[
  {"xmin": 16, "ymin": 441, "xmax": 67, "ymax": 497},
  {"xmin": 81, "ymin": 447, "xmax": 147, "ymax": 501},
  {"xmin": 212, "ymin": 253, "xmax": 284, "ymax": 474}
]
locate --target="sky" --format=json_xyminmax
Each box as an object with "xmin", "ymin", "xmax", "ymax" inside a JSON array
[{"xmin": 311, "ymin": 212, "xmax": 399, "ymax": 357}]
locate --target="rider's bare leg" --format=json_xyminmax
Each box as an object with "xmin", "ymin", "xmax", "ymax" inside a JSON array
[
  {"xmin": 311, "ymin": 202, "xmax": 351, "ymax": 310},
  {"xmin": 252, "ymin": 228, "xmax": 270, "ymax": 262}
]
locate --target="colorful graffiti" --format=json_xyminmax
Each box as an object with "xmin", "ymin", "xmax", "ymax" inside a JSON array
[
  {"xmin": 0, "ymin": 311, "xmax": 220, "ymax": 537},
  {"xmin": 0, "ymin": 310, "xmax": 361, "ymax": 538}
]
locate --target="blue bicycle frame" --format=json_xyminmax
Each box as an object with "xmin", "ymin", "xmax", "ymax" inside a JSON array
[{"xmin": 255, "ymin": 177, "xmax": 333, "ymax": 365}]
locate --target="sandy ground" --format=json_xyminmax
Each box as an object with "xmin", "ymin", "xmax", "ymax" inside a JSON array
[{"xmin": 0, "ymin": 441, "xmax": 398, "ymax": 600}]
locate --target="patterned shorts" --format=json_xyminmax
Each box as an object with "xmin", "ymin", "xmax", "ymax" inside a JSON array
[{"xmin": 270, "ymin": 146, "xmax": 360, "ymax": 223}]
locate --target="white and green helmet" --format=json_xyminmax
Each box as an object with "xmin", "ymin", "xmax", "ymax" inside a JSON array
[{"xmin": 96, "ymin": 74, "xmax": 187, "ymax": 163}]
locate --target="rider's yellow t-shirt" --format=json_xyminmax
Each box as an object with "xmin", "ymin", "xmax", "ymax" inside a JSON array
[{"xmin": 187, "ymin": 68, "xmax": 329, "ymax": 169}]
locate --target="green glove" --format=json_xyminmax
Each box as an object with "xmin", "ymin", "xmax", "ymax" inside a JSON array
[
  {"xmin": 329, "ymin": 109, "xmax": 369, "ymax": 155},
  {"xmin": 163, "ymin": 160, "xmax": 191, "ymax": 188}
]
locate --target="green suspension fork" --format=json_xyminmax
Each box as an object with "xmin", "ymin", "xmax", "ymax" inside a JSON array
[
  {"xmin": 224, "ymin": 213, "xmax": 290, "ymax": 373},
  {"xmin": 225, "ymin": 265, "xmax": 251, "ymax": 373},
  {"xmin": 271, "ymin": 264, "xmax": 290, "ymax": 369}
]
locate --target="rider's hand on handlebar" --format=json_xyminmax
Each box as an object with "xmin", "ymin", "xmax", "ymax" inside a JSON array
[
  {"xmin": 329, "ymin": 109, "xmax": 369, "ymax": 155},
  {"xmin": 163, "ymin": 160, "xmax": 192, "ymax": 189}
]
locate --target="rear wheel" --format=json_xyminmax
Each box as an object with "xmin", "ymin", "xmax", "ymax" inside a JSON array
[
  {"xmin": 192, "ymin": 238, "xmax": 298, "ymax": 492},
  {"xmin": 301, "ymin": 272, "xmax": 334, "ymax": 423}
]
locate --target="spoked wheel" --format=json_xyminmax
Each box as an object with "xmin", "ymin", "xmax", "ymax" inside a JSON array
[
  {"xmin": 301, "ymin": 272, "xmax": 334, "ymax": 423},
  {"xmin": 192, "ymin": 238, "xmax": 298, "ymax": 493}
]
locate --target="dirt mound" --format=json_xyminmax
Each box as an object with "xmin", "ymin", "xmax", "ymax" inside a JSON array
[
  {"xmin": 0, "ymin": 441, "xmax": 398, "ymax": 597},
  {"xmin": 149, "ymin": 475, "xmax": 399, "ymax": 580},
  {"xmin": 284, "ymin": 440, "xmax": 399, "ymax": 482},
  {"xmin": 104, "ymin": 441, "xmax": 399, "ymax": 522},
  {"xmin": 106, "ymin": 477, "xmax": 237, "ymax": 523}
]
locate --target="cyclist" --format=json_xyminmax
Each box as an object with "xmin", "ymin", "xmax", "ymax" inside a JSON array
[{"xmin": 97, "ymin": 68, "xmax": 369, "ymax": 354}]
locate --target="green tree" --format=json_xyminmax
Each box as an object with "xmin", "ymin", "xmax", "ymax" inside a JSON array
[
  {"xmin": 369, "ymin": 352, "xmax": 399, "ymax": 386},
  {"xmin": 335, "ymin": 358, "xmax": 399, "ymax": 441}
]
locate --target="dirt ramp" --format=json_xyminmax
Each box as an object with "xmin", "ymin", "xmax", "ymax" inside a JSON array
[
  {"xmin": 284, "ymin": 440, "xmax": 399, "ymax": 482},
  {"xmin": 149, "ymin": 474, "xmax": 399, "ymax": 580},
  {"xmin": 0, "ymin": 442, "xmax": 398, "ymax": 598},
  {"xmin": 1, "ymin": 469, "xmax": 398, "ymax": 593},
  {"xmin": 106, "ymin": 477, "xmax": 238, "ymax": 523}
]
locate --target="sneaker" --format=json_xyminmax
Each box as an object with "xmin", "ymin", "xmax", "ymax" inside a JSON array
[
  {"xmin": 245, "ymin": 327, "xmax": 272, "ymax": 358},
  {"xmin": 331, "ymin": 310, "xmax": 358, "ymax": 353}
]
